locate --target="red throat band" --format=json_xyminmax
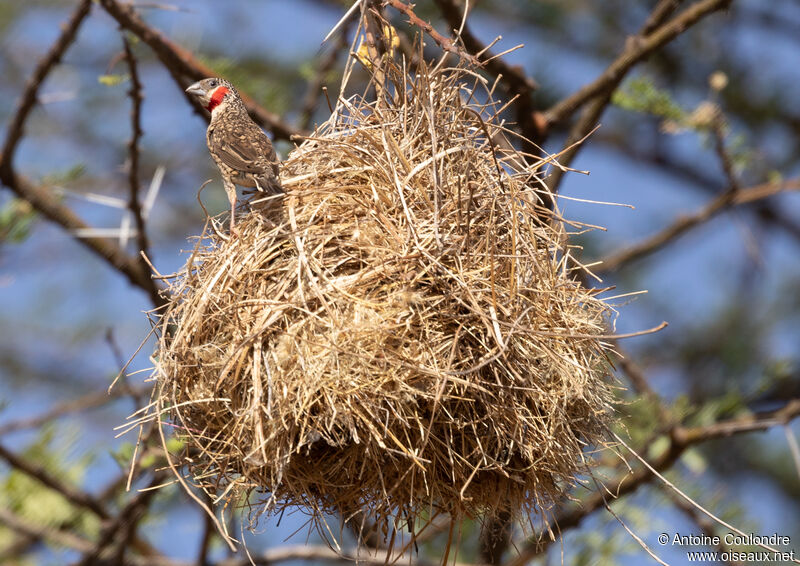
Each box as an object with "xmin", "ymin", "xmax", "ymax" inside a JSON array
[{"xmin": 206, "ymin": 86, "xmax": 229, "ymax": 112}]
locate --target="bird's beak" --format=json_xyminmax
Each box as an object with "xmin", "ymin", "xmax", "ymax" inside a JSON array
[{"xmin": 185, "ymin": 82, "xmax": 206, "ymax": 97}]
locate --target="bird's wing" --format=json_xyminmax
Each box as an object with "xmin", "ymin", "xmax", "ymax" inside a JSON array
[{"xmin": 208, "ymin": 121, "xmax": 278, "ymax": 175}]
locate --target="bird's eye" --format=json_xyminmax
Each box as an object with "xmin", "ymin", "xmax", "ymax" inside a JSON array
[{"xmin": 209, "ymin": 79, "xmax": 218, "ymax": 87}]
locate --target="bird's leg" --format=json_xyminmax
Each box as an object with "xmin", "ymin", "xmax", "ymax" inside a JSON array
[{"xmin": 223, "ymin": 179, "xmax": 239, "ymax": 236}]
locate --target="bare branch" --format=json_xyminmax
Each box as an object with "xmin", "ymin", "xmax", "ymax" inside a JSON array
[
  {"xmin": 0, "ymin": 170, "xmax": 165, "ymax": 307},
  {"xmin": 77, "ymin": 472, "xmax": 167, "ymax": 565},
  {"xmin": 433, "ymin": 0, "xmax": 539, "ymax": 97},
  {"xmin": 121, "ymin": 34, "xmax": 154, "ymax": 278},
  {"xmin": 0, "ymin": 443, "xmax": 110, "ymax": 520},
  {"xmin": 434, "ymin": 0, "xmax": 545, "ymax": 187},
  {"xmin": 299, "ymin": 21, "xmax": 352, "ymax": 131},
  {"xmin": 593, "ymin": 130, "xmax": 800, "ymax": 246},
  {"xmin": 639, "ymin": 0, "xmax": 684, "ymax": 35},
  {"xmin": 0, "ymin": 384, "xmax": 149, "ymax": 436},
  {"xmin": 0, "ymin": 0, "xmax": 164, "ymax": 307},
  {"xmin": 505, "ymin": 397, "xmax": 800, "ymax": 565},
  {"xmin": 382, "ymin": 0, "xmax": 481, "ymax": 67},
  {"xmin": 0, "ymin": 503, "xmax": 179, "ymax": 566},
  {"xmin": 478, "ymin": 511, "xmax": 512, "ymax": 566},
  {"xmin": 0, "ymin": 442, "xmax": 167, "ymax": 562},
  {"xmin": 616, "ymin": 352, "xmax": 675, "ymax": 427},
  {"xmin": 710, "ymin": 117, "xmax": 741, "ymax": 193},
  {"xmin": 0, "ymin": 0, "xmax": 92, "ymax": 178},
  {"xmin": 668, "ymin": 492, "xmax": 741, "ymax": 566},
  {"xmin": 97, "ymin": 0, "xmax": 305, "ymax": 142},
  {"xmin": 0, "ymin": 507, "xmax": 96, "ymax": 554},
  {"xmin": 212, "ymin": 545, "xmax": 476, "ymax": 566},
  {"xmin": 544, "ymin": 0, "xmax": 732, "ymax": 193},
  {"xmin": 196, "ymin": 493, "xmax": 216, "ymax": 566},
  {"xmin": 598, "ymin": 178, "xmax": 800, "ymax": 272},
  {"xmin": 681, "ymin": 399, "xmax": 800, "ymax": 441},
  {"xmin": 545, "ymin": 0, "xmax": 733, "ymax": 129}
]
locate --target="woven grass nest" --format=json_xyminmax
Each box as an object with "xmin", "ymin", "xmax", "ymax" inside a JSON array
[{"xmin": 150, "ymin": 59, "xmax": 616, "ymax": 534}]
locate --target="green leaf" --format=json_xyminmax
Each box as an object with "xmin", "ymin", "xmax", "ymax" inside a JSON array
[
  {"xmin": 41, "ymin": 163, "xmax": 86, "ymax": 186},
  {"xmin": 98, "ymin": 73, "xmax": 128, "ymax": 87},
  {"xmin": 681, "ymin": 446, "xmax": 708, "ymax": 474},
  {"xmin": 0, "ymin": 426, "xmax": 100, "ymax": 541},
  {"xmin": 612, "ymin": 76, "xmax": 685, "ymax": 122},
  {"xmin": 0, "ymin": 198, "xmax": 37, "ymax": 243}
]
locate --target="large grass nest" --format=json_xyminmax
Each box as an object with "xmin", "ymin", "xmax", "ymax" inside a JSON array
[{"xmin": 148, "ymin": 58, "xmax": 617, "ymax": 535}]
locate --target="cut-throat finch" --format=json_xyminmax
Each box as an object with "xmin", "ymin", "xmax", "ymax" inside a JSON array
[{"xmin": 185, "ymin": 78, "xmax": 282, "ymax": 233}]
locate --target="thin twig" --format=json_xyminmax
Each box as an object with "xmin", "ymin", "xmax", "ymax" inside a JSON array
[
  {"xmin": 668, "ymin": 491, "xmax": 740, "ymax": 566},
  {"xmin": 77, "ymin": 471, "xmax": 168, "ymax": 565},
  {"xmin": 616, "ymin": 352, "xmax": 675, "ymax": 427},
  {"xmin": 121, "ymin": 34, "xmax": 155, "ymax": 285},
  {"xmin": 595, "ymin": 130, "xmax": 800, "ymax": 246},
  {"xmin": 0, "ymin": 0, "xmax": 92, "ymax": 178},
  {"xmin": 0, "ymin": 3, "xmax": 159, "ymax": 303},
  {"xmin": 196, "ymin": 494, "xmax": 216, "ymax": 566},
  {"xmin": 212, "ymin": 544, "xmax": 476, "ymax": 566},
  {"xmin": 434, "ymin": 0, "xmax": 538, "ymax": 98},
  {"xmin": 0, "ymin": 171, "xmax": 165, "ymax": 307},
  {"xmin": 0, "ymin": 503, "xmax": 175, "ymax": 565},
  {"xmin": 0, "ymin": 384, "xmax": 149, "ymax": 436},
  {"xmin": 433, "ymin": 0, "xmax": 540, "ymax": 144},
  {"xmin": 478, "ymin": 511, "xmax": 512, "ymax": 566},
  {"xmin": 710, "ymin": 117, "xmax": 741, "ymax": 193},
  {"xmin": 0, "ymin": 507, "xmax": 96, "ymax": 554},
  {"xmin": 639, "ymin": 0, "xmax": 684, "ymax": 35},
  {"xmin": 0, "ymin": 2, "xmax": 163, "ymax": 306}
]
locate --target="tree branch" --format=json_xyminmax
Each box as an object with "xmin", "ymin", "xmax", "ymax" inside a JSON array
[
  {"xmin": 0, "ymin": 442, "xmax": 109, "ymax": 520},
  {"xmin": 382, "ymin": 0, "xmax": 481, "ymax": 68},
  {"xmin": 299, "ymin": 20, "xmax": 352, "ymax": 131},
  {"xmin": 639, "ymin": 0, "xmax": 684, "ymax": 35},
  {"xmin": 0, "ymin": 384, "xmax": 149, "ymax": 436},
  {"xmin": 544, "ymin": 0, "xmax": 732, "ymax": 193},
  {"xmin": 121, "ymin": 34, "xmax": 153, "ymax": 268},
  {"xmin": 478, "ymin": 511, "xmax": 512, "ymax": 566},
  {"xmin": 433, "ymin": 0, "xmax": 545, "ymax": 182},
  {"xmin": 212, "ymin": 545, "xmax": 475, "ymax": 566},
  {"xmin": 668, "ymin": 491, "xmax": 740, "ymax": 566},
  {"xmin": 0, "ymin": 169, "xmax": 165, "ymax": 307},
  {"xmin": 433, "ymin": 0, "xmax": 539, "ymax": 98},
  {"xmin": 0, "ymin": 0, "xmax": 164, "ymax": 307},
  {"xmin": 0, "ymin": 0, "xmax": 92, "ymax": 179},
  {"xmin": 597, "ymin": 178, "xmax": 800, "ymax": 273},
  {"xmin": 593, "ymin": 130, "xmax": 800, "ymax": 246},
  {"xmin": 505, "ymin": 397, "xmax": 800, "ymax": 565},
  {"xmin": 545, "ymin": 0, "xmax": 733, "ymax": 129},
  {"xmin": 0, "ymin": 506, "xmax": 96, "ymax": 554},
  {"xmin": 97, "ymin": 0, "xmax": 305, "ymax": 142},
  {"xmin": 77, "ymin": 471, "xmax": 167, "ymax": 565}
]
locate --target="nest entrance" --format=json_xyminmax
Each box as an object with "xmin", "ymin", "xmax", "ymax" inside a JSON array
[{"xmin": 148, "ymin": 57, "xmax": 616, "ymax": 538}]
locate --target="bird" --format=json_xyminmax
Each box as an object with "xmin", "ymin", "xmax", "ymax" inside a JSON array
[{"xmin": 184, "ymin": 77, "xmax": 282, "ymax": 234}]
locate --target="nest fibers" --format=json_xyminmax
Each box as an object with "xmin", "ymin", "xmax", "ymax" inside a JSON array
[{"xmin": 147, "ymin": 60, "xmax": 617, "ymax": 534}]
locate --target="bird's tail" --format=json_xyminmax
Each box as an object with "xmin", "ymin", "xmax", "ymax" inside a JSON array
[{"xmin": 252, "ymin": 174, "xmax": 283, "ymax": 196}]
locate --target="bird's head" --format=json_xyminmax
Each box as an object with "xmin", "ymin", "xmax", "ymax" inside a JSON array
[{"xmin": 185, "ymin": 78, "xmax": 238, "ymax": 114}]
